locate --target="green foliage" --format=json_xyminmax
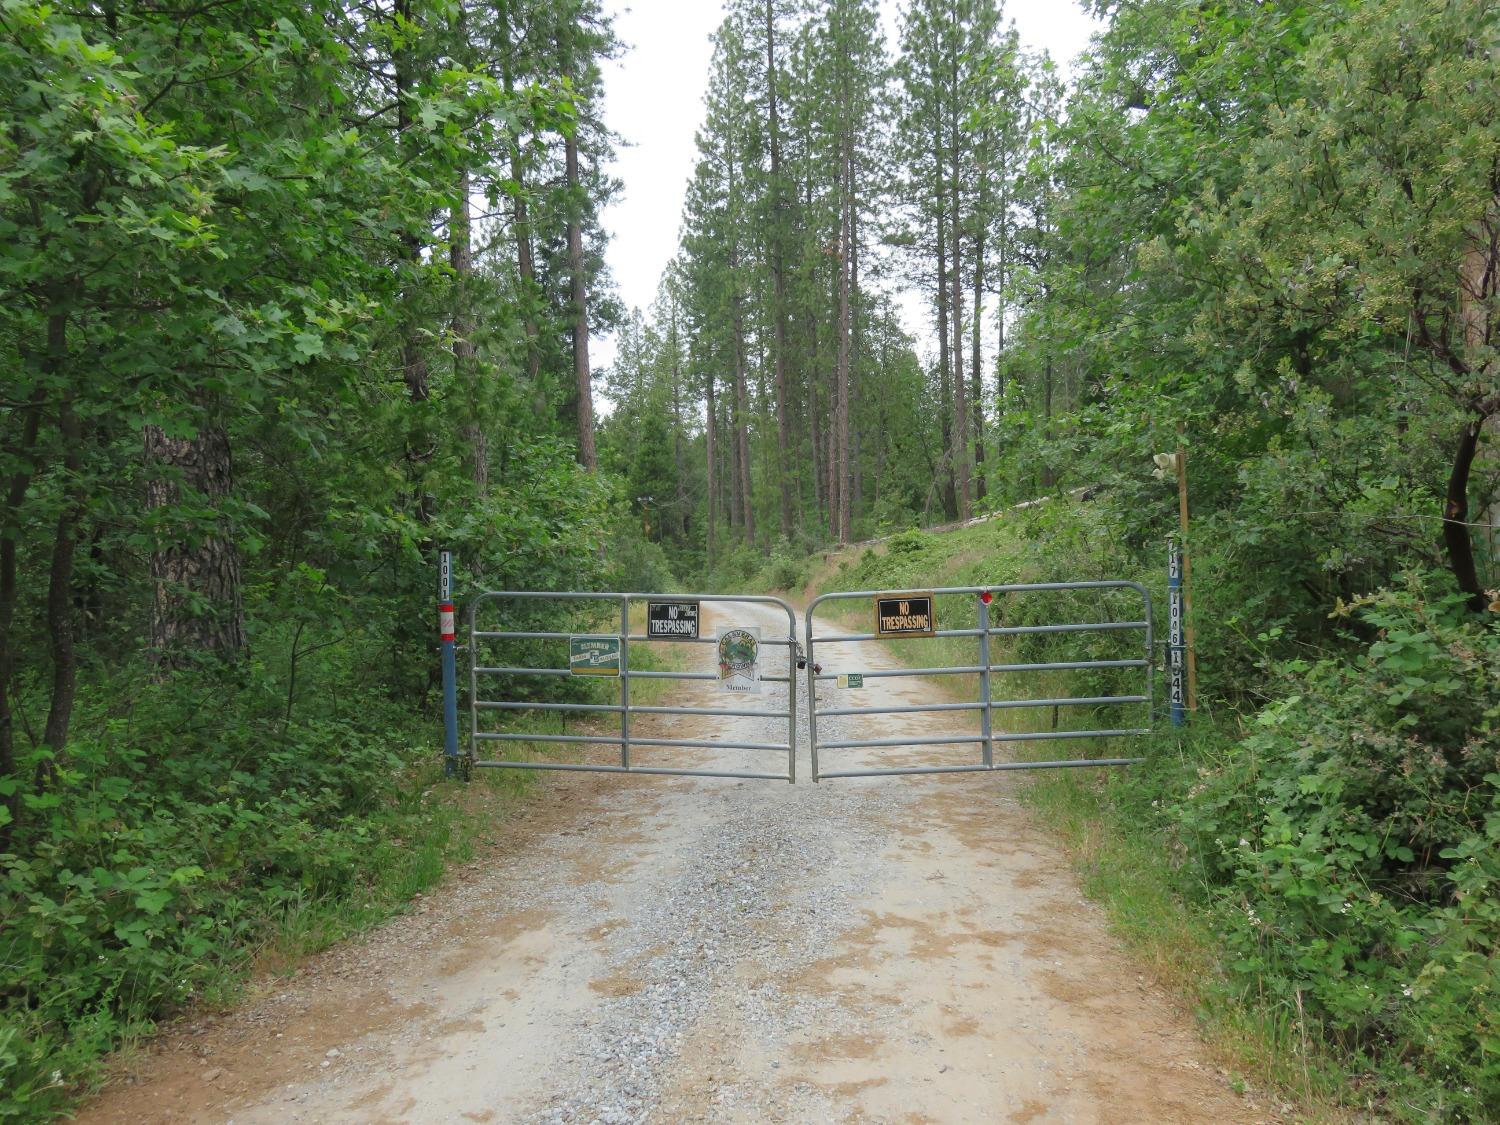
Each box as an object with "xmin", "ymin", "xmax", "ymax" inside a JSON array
[
  {"xmin": 0, "ymin": 655, "xmax": 461, "ymax": 1119},
  {"xmin": 0, "ymin": 1, "xmax": 626, "ymax": 1118},
  {"xmin": 805, "ymin": 506, "xmax": 1500, "ymax": 1119},
  {"xmin": 1164, "ymin": 574, "xmax": 1500, "ymax": 1120},
  {"xmin": 604, "ymin": 522, "xmax": 679, "ymax": 593},
  {"xmin": 756, "ymin": 545, "xmax": 810, "ymax": 593}
]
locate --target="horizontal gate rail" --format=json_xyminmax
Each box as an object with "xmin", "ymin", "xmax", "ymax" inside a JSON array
[
  {"xmin": 468, "ymin": 591, "xmax": 797, "ymax": 782},
  {"xmin": 817, "ymin": 694, "xmax": 1150, "ymax": 719},
  {"xmin": 825, "ymin": 620, "xmax": 1147, "ymax": 643},
  {"xmin": 814, "ymin": 728, "xmax": 1153, "ymax": 751},
  {"xmin": 624, "ymin": 670, "xmax": 797, "ymax": 683},
  {"xmin": 817, "ymin": 758, "xmax": 1146, "ymax": 779},
  {"xmin": 477, "ymin": 763, "xmax": 792, "ymax": 781},
  {"xmin": 806, "ymin": 581, "xmax": 1155, "ymax": 780}
]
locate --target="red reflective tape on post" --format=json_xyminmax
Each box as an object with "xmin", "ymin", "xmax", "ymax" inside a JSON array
[{"xmin": 439, "ymin": 602, "xmax": 455, "ymax": 642}]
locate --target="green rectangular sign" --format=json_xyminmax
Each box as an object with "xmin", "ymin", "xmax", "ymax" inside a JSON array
[{"xmin": 569, "ymin": 635, "xmax": 621, "ymax": 676}]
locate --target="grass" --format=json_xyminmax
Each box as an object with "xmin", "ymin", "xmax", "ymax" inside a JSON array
[
  {"xmin": 794, "ymin": 510, "xmax": 1360, "ymax": 1123},
  {"xmin": 245, "ymin": 762, "xmax": 533, "ymax": 982},
  {"xmin": 1020, "ymin": 759, "xmax": 1355, "ymax": 1118}
]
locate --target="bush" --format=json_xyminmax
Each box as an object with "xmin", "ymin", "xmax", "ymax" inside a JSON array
[
  {"xmin": 605, "ymin": 525, "xmax": 679, "ymax": 593},
  {"xmin": 757, "ymin": 543, "xmax": 809, "ymax": 593},
  {"xmin": 0, "ymin": 650, "xmax": 458, "ymax": 1120},
  {"xmin": 886, "ymin": 528, "xmax": 935, "ymax": 556},
  {"xmin": 1167, "ymin": 574, "xmax": 1499, "ymax": 1120}
]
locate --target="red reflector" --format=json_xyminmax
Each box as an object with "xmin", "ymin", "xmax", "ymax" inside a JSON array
[{"xmin": 980, "ymin": 590, "xmax": 993, "ymax": 604}]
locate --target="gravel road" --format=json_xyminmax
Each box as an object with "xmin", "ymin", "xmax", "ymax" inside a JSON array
[{"xmin": 76, "ymin": 601, "xmax": 1277, "ymax": 1125}]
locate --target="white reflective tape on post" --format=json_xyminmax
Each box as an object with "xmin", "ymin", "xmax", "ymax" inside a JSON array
[{"xmin": 439, "ymin": 602, "xmax": 456, "ymax": 642}]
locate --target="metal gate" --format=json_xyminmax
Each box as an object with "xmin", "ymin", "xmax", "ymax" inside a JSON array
[
  {"xmin": 468, "ymin": 592, "xmax": 798, "ymax": 782},
  {"xmin": 805, "ymin": 582, "xmax": 1154, "ymax": 780}
]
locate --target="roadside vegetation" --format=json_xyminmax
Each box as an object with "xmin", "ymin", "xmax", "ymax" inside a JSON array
[
  {"xmin": 797, "ymin": 509, "xmax": 1498, "ymax": 1122},
  {"xmin": 0, "ymin": 1, "xmax": 657, "ymax": 1118},
  {"xmin": 616, "ymin": 3, "xmax": 1500, "ymax": 1115},
  {"xmin": 4, "ymin": 0, "xmax": 1497, "ymax": 1122}
]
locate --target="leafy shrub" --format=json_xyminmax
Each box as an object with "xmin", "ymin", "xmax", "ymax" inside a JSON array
[
  {"xmin": 762, "ymin": 557, "xmax": 800, "ymax": 591},
  {"xmin": 0, "ymin": 649, "xmax": 456, "ymax": 1121},
  {"xmin": 605, "ymin": 525, "xmax": 679, "ymax": 593},
  {"xmin": 1168, "ymin": 574, "xmax": 1499, "ymax": 1120},
  {"xmin": 886, "ymin": 528, "xmax": 935, "ymax": 556}
]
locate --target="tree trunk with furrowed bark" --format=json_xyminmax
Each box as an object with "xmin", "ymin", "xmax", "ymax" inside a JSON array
[{"xmin": 144, "ymin": 417, "xmax": 246, "ymax": 672}]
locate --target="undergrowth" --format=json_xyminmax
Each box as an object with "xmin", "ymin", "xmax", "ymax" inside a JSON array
[
  {"xmin": 0, "ymin": 599, "xmax": 681, "ymax": 1122},
  {"xmin": 0, "ymin": 666, "xmax": 501, "ymax": 1121},
  {"xmin": 800, "ymin": 501, "xmax": 1500, "ymax": 1123}
]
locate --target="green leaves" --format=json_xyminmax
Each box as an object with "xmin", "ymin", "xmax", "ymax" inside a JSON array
[{"xmin": 1167, "ymin": 569, "xmax": 1500, "ymax": 1115}]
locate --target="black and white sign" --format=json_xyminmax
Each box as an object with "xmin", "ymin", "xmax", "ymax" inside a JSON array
[
  {"xmin": 647, "ymin": 600, "xmax": 701, "ymax": 640},
  {"xmin": 874, "ymin": 593, "xmax": 936, "ymax": 638}
]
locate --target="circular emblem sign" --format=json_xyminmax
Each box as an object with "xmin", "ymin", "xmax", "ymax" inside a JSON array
[{"xmin": 716, "ymin": 627, "xmax": 760, "ymax": 693}]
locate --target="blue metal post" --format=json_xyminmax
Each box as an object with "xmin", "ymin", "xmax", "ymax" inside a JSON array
[
  {"xmin": 439, "ymin": 550, "xmax": 460, "ymax": 777},
  {"xmin": 1167, "ymin": 538, "xmax": 1186, "ymax": 727}
]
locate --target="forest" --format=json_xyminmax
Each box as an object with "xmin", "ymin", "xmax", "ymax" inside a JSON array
[{"xmin": 1, "ymin": 0, "xmax": 1497, "ymax": 1120}]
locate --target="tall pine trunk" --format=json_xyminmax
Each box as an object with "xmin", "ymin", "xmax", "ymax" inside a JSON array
[
  {"xmin": 765, "ymin": 0, "xmax": 794, "ymax": 541},
  {"xmin": 935, "ymin": 201, "xmax": 958, "ymax": 521},
  {"xmin": 948, "ymin": 48, "xmax": 971, "ymax": 521},
  {"xmin": 705, "ymin": 369, "xmax": 718, "ymax": 566},
  {"xmin": 834, "ymin": 132, "xmax": 853, "ymax": 544},
  {"xmin": 669, "ymin": 304, "xmax": 689, "ymax": 540},
  {"xmin": 849, "ymin": 202, "xmax": 862, "ymax": 529},
  {"xmin": 727, "ymin": 138, "xmax": 754, "ymax": 546},
  {"xmin": 995, "ymin": 175, "xmax": 1008, "ymax": 424},
  {"xmin": 734, "ymin": 308, "xmax": 754, "ymax": 546},
  {"xmin": 971, "ymin": 156, "xmax": 988, "ymax": 504},
  {"xmin": 566, "ymin": 131, "xmax": 597, "ymax": 471},
  {"xmin": 144, "ymin": 415, "xmax": 246, "ymax": 671},
  {"xmin": 40, "ymin": 404, "xmax": 84, "ymax": 772},
  {"xmin": 500, "ymin": 18, "xmax": 542, "ymax": 388},
  {"xmin": 808, "ymin": 313, "xmax": 825, "ymax": 516},
  {"xmin": 451, "ymin": 170, "xmax": 487, "ymax": 493}
]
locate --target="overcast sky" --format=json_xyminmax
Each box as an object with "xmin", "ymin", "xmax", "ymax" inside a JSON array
[{"xmin": 592, "ymin": 0, "xmax": 1104, "ymax": 373}]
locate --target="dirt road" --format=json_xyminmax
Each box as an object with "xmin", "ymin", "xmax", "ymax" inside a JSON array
[{"xmin": 77, "ymin": 601, "xmax": 1272, "ymax": 1124}]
